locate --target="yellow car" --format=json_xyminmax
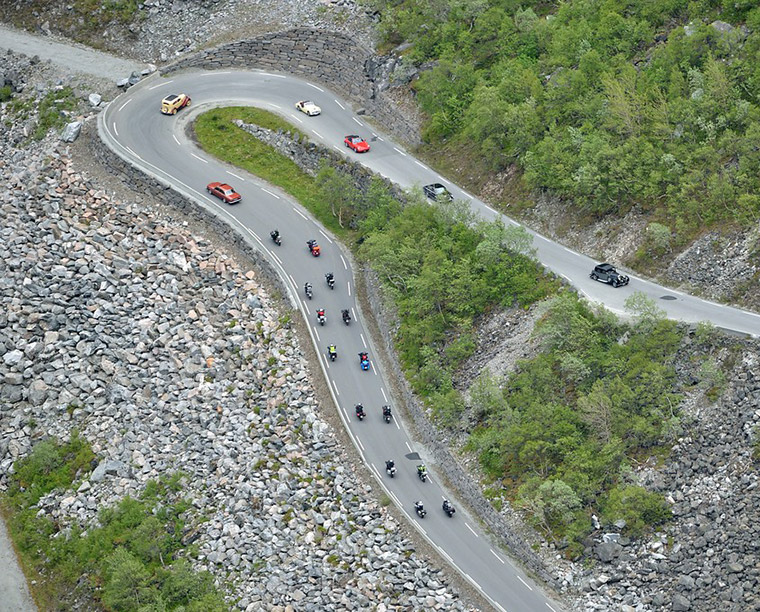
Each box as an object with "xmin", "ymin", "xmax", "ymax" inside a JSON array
[{"xmin": 160, "ymin": 93, "xmax": 191, "ymax": 115}]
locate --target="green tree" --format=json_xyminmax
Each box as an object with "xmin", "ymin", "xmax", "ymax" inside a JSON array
[{"xmin": 103, "ymin": 548, "xmax": 154, "ymax": 611}]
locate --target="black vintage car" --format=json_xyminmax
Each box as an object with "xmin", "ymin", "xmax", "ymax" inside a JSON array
[
  {"xmin": 423, "ymin": 183, "xmax": 453, "ymax": 201},
  {"xmin": 590, "ymin": 263, "xmax": 630, "ymax": 287}
]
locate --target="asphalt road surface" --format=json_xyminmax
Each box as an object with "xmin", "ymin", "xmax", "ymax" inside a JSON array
[{"xmin": 100, "ymin": 71, "xmax": 569, "ymax": 612}]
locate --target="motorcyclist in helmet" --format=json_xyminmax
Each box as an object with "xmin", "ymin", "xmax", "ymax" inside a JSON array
[
  {"xmin": 382, "ymin": 405, "xmax": 392, "ymax": 417},
  {"xmin": 327, "ymin": 344, "xmax": 337, "ymax": 360},
  {"xmin": 342, "ymin": 309, "xmax": 351, "ymax": 322},
  {"xmin": 385, "ymin": 459, "xmax": 395, "ymax": 470},
  {"xmin": 414, "ymin": 501, "xmax": 425, "ymax": 515},
  {"xmin": 325, "ymin": 272, "xmax": 335, "ymax": 288},
  {"xmin": 417, "ymin": 463, "xmax": 426, "ymax": 476},
  {"xmin": 355, "ymin": 403, "xmax": 365, "ymax": 416}
]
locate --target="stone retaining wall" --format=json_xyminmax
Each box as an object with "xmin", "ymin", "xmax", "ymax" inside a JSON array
[{"xmin": 162, "ymin": 27, "xmax": 420, "ymax": 145}]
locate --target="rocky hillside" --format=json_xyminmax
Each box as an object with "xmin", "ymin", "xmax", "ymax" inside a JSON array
[{"xmin": 0, "ymin": 50, "xmax": 469, "ymax": 610}]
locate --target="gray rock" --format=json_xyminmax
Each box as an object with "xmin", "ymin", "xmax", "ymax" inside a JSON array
[
  {"xmin": 88, "ymin": 93, "xmax": 102, "ymax": 107},
  {"xmin": 60, "ymin": 121, "xmax": 82, "ymax": 142},
  {"xmin": 3, "ymin": 349, "xmax": 23, "ymax": 366},
  {"xmin": 91, "ymin": 460, "xmax": 129, "ymax": 482},
  {"xmin": 672, "ymin": 593, "xmax": 691, "ymax": 611},
  {"xmin": 27, "ymin": 380, "xmax": 49, "ymax": 406},
  {"xmin": 595, "ymin": 541, "xmax": 622, "ymax": 563}
]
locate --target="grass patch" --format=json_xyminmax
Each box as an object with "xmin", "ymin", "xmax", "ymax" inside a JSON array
[{"xmin": 3, "ymin": 434, "xmax": 226, "ymax": 611}]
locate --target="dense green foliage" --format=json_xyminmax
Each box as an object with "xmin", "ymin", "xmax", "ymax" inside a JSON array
[
  {"xmin": 4, "ymin": 434, "xmax": 225, "ymax": 611},
  {"xmin": 468, "ymin": 292, "xmax": 677, "ymax": 551},
  {"xmin": 374, "ymin": 0, "xmax": 760, "ymax": 240}
]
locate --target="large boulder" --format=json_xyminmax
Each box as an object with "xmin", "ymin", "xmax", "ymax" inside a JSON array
[
  {"xmin": 595, "ymin": 541, "xmax": 622, "ymax": 563},
  {"xmin": 60, "ymin": 121, "xmax": 82, "ymax": 142}
]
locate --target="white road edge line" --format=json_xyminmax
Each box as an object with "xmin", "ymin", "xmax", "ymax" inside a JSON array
[
  {"xmin": 113, "ymin": 123, "xmax": 119, "ymax": 137},
  {"xmin": 438, "ymin": 177, "xmax": 450, "ymax": 185},
  {"xmin": 347, "ymin": 282, "xmax": 351, "ymax": 296},
  {"xmin": 351, "ymin": 307, "xmax": 357, "ymax": 321},
  {"xmin": 415, "ymin": 160, "xmax": 426, "ymax": 168},
  {"xmin": 352, "ymin": 117, "xmax": 363, "ymax": 126},
  {"xmin": 393, "ymin": 146, "xmax": 407, "ymax": 156},
  {"xmin": 485, "ymin": 205, "xmax": 497, "ymax": 214},
  {"xmin": 405, "ymin": 441, "xmax": 413, "ymax": 453},
  {"xmin": 465, "ymin": 522, "xmax": 478, "ymax": 537},
  {"xmin": 262, "ymin": 188, "xmax": 280, "ymax": 199},
  {"xmin": 173, "ymin": 134, "xmax": 180, "ymax": 146},
  {"xmin": 191, "ymin": 153, "xmax": 208, "ymax": 163},
  {"xmin": 381, "ymin": 388, "xmax": 387, "ymax": 401},
  {"xmin": 261, "ymin": 72, "xmax": 286, "ymax": 78},
  {"xmin": 334, "ymin": 99, "xmax": 345, "ymax": 109},
  {"xmin": 293, "ymin": 207, "xmax": 308, "ymax": 220},
  {"xmin": 360, "ymin": 333, "xmax": 367, "ymax": 348},
  {"xmin": 356, "ymin": 436, "xmax": 365, "ymax": 451},
  {"xmin": 312, "ymin": 130, "xmax": 323, "ymax": 139},
  {"xmin": 118, "ymin": 99, "xmax": 131, "ymax": 111},
  {"xmin": 516, "ymin": 575, "xmax": 533, "ymax": 591},
  {"xmin": 313, "ymin": 327, "xmax": 320, "ymax": 342},
  {"xmin": 490, "ymin": 549, "xmax": 506, "ymax": 564},
  {"xmin": 319, "ymin": 230, "xmax": 332, "ymax": 243},
  {"xmin": 308, "ymin": 83, "xmax": 324, "ymax": 92},
  {"xmin": 148, "ymin": 81, "xmax": 172, "ymax": 90},
  {"xmin": 226, "ymin": 171, "xmax": 244, "ymax": 180},
  {"xmin": 340, "ymin": 255, "xmax": 347, "ymax": 270},
  {"xmin": 271, "ymin": 252, "xmax": 282, "ymax": 265},
  {"xmin": 545, "ymin": 604, "xmax": 557, "ymax": 612},
  {"xmin": 333, "ymin": 145, "xmax": 343, "ymax": 152},
  {"xmin": 292, "ymin": 115, "xmax": 304, "ymax": 124}
]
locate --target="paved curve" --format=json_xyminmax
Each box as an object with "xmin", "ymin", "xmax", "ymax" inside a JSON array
[{"xmin": 101, "ymin": 72, "xmax": 567, "ymax": 612}]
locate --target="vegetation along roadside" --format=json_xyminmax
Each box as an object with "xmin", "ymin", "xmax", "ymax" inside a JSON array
[{"xmin": 193, "ymin": 108, "xmax": 701, "ymax": 556}]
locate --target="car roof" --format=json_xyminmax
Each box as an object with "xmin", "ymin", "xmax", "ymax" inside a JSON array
[
  {"xmin": 163, "ymin": 94, "xmax": 178, "ymax": 102},
  {"xmin": 596, "ymin": 263, "xmax": 615, "ymax": 271},
  {"xmin": 346, "ymin": 134, "xmax": 360, "ymax": 139}
]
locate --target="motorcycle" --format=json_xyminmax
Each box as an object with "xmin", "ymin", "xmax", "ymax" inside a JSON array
[
  {"xmin": 414, "ymin": 503, "xmax": 427, "ymax": 518},
  {"xmin": 270, "ymin": 230, "xmax": 282, "ymax": 246},
  {"xmin": 385, "ymin": 463, "xmax": 396, "ymax": 478},
  {"xmin": 328, "ymin": 346, "xmax": 337, "ymax": 362},
  {"xmin": 307, "ymin": 239, "xmax": 320, "ymax": 257},
  {"xmin": 342, "ymin": 309, "xmax": 351, "ymax": 325},
  {"xmin": 417, "ymin": 468, "xmax": 427, "ymax": 483},
  {"xmin": 304, "ymin": 284, "xmax": 313, "ymax": 300},
  {"xmin": 442, "ymin": 501, "xmax": 456, "ymax": 517},
  {"xmin": 355, "ymin": 404, "xmax": 365, "ymax": 421},
  {"xmin": 382, "ymin": 406, "xmax": 392, "ymax": 424},
  {"xmin": 358, "ymin": 352, "xmax": 370, "ymax": 371},
  {"xmin": 325, "ymin": 273, "xmax": 335, "ymax": 290},
  {"xmin": 316, "ymin": 310, "xmax": 326, "ymax": 326}
]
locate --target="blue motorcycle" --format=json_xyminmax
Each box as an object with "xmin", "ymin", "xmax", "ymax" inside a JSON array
[{"xmin": 358, "ymin": 352, "xmax": 370, "ymax": 371}]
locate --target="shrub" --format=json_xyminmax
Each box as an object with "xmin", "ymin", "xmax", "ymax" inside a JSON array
[{"xmin": 601, "ymin": 485, "xmax": 672, "ymax": 536}]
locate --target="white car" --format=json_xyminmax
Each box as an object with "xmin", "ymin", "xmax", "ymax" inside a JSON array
[{"xmin": 295, "ymin": 100, "xmax": 321, "ymax": 116}]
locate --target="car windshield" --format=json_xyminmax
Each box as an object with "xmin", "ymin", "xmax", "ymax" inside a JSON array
[
  {"xmin": 351, "ymin": 137, "xmax": 362, "ymax": 143},
  {"xmin": 164, "ymin": 95, "xmax": 177, "ymax": 102},
  {"xmin": 303, "ymin": 101, "xmax": 313, "ymax": 105},
  {"xmin": 221, "ymin": 188, "xmax": 233, "ymax": 195}
]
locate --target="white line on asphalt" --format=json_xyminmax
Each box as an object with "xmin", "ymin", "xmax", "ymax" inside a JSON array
[
  {"xmin": 516, "ymin": 575, "xmax": 533, "ymax": 590},
  {"xmin": 485, "ymin": 205, "xmax": 497, "ymax": 214},
  {"xmin": 271, "ymin": 252, "xmax": 282, "ymax": 265},
  {"xmin": 319, "ymin": 230, "xmax": 332, "ymax": 243},
  {"xmin": 191, "ymin": 153, "xmax": 208, "ymax": 163},
  {"xmin": 148, "ymin": 81, "xmax": 171, "ymax": 89},
  {"xmin": 214, "ymin": 71, "xmax": 231, "ymax": 75},
  {"xmin": 226, "ymin": 171, "xmax": 244, "ymax": 180},
  {"xmin": 291, "ymin": 115, "xmax": 303, "ymax": 124},
  {"xmin": 334, "ymin": 99, "xmax": 345, "ymax": 109},
  {"xmin": 352, "ymin": 117, "xmax": 363, "ymax": 126},
  {"xmin": 340, "ymin": 404, "xmax": 348, "ymax": 419},
  {"xmin": 495, "ymin": 601, "xmax": 509, "ymax": 612},
  {"xmin": 173, "ymin": 134, "xmax": 181, "ymax": 146},
  {"xmin": 347, "ymin": 282, "xmax": 351, "ymax": 296},
  {"xmin": 381, "ymin": 388, "xmax": 387, "ymax": 401},
  {"xmin": 314, "ymin": 328, "xmax": 321, "ymax": 342},
  {"xmin": 375, "ymin": 135, "xmax": 384, "ymax": 142},
  {"xmin": 262, "ymin": 188, "xmax": 280, "ymax": 199},
  {"xmin": 360, "ymin": 333, "xmax": 367, "ymax": 348},
  {"xmin": 395, "ymin": 417, "xmax": 399, "ymax": 430},
  {"xmin": 289, "ymin": 274, "xmax": 296, "ymax": 286},
  {"xmin": 490, "ymin": 549, "xmax": 506, "ymax": 564},
  {"xmin": 113, "ymin": 123, "xmax": 119, "ymax": 137},
  {"xmin": 340, "ymin": 255, "xmax": 347, "ymax": 270},
  {"xmin": 308, "ymin": 83, "xmax": 324, "ymax": 92},
  {"xmin": 324, "ymin": 360, "xmax": 330, "ymax": 370},
  {"xmin": 390, "ymin": 491, "xmax": 401, "ymax": 506},
  {"xmin": 333, "ymin": 380, "xmax": 340, "ymax": 397},
  {"xmin": 268, "ymin": 103, "xmax": 282, "ymax": 109},
  {"xmin": 545, "ymin": 604, "xmax": 557, "ymax": 612},
  {"xmin": 405, "ymin": 441, "xmax": 413, "ymax": 453},
  {"xmin": 415, "ymin": 522, "xmax": 427, "ymax": 536},
  {"xmin": 124, "ymin": 146, "xmax": 136, "ymax": 157},
  {"xmin": 372, "ymin": 366, "xmax": 377, "ymax": 376},
  {"xmin": 563, "ymin": 246, "xmax": 573, "ymax": 253},
  {"xmin": 333, "ymin": 145, "xmax": 343, "ymax": 152},
  {"xmin": 561, "ymin": 274, "xmax": 571, "ymax": 283},
  {"xmin": 302, "ymin": 299, "xmax": 310, "ymax": 311},
  {"xmin": 414, "ymin": 160, "xmax": 426, "ymax": 168},
  {"xmin": 372, "ymin": 464, "xmax": 382, "ymax": 480},
  {"xmin": 118, "ymin": 99, "xmax": 131, "ymax": 111},
  {"xmin": 261, "ymin": 72, "xmax": 286, "ymax": 78},
  {"xmin": 351, "ymin": 307, "xmax": 357, "ymax": 321},
  {"xmin": 356, "ymin": 437, "xmax": 365, "ymax": 451},
  {"xmin": 293, "ymin": 207, "xmax": 308, "ymax": 219},
  {"xmin": 393, "ymin": 147, "xmax": 407, "ymax": 156},
  {"xmin": 435, "ymin": 543, "xmax": 455, "ymax": 565},
  {"xmin": 312, "ymin": 130, "xmax": 323, "ymax": 139},
  {"xmin": 465, "ymin": 522, "xmax": 478, "ymax": 537},
  {"xmin": 463, "ymin": 573, "xmax": 482, "ymax": 593},
  {"xmin": 438, "ymin": 177, "xmax": 450, "ymax": 185}
]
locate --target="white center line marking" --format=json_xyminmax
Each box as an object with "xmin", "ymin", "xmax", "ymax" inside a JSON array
[
  {"xmin": 324, "ymin": 360, "xmax": 330, "ymax": 370},
  {"xmin": 292, "ymin": 115, "xmax": 303, "ymax": 124},
  {"xmin": 545, "ymin": 604, "xmax": 557, "ymax": 612},
  {"xmin": 173, "ymin": 134, "xmax": 180, "ymax": 146},
  {"xmin": 517, "ymin": 575, "xmax": 533, "ymax": 591},
  {"xmin": 191, "ymin": 153, "xmax": 208, "ymax": 163},
  {"xmin": 333, "ymin": 381, "xmax": 340, "ymax": 397},
  {"xmin": 360, "ymin": 333, "xmax": 367, "ymax": 348},
  {"xmin": 308, "ymin": 83, "xmax": 324, "ymax": 92},
  {"xmin": 347, "ymin": 282, "xmax": 351, "ymax": 297},
  {"xmin": 334, "ymin": 99, "xmax": 345, "ymax": 110},
  {"xmin": 340, "ymin": 255, "xmax": 347, "ymax": 270},
  {"xmin": 405, "ymin": 441, "xmax": 413, "ymax": 453},
  {"xmin": 262, "ymin": 188, "xmax": 280, "ymax": 199},
  {"xmin": 465, "ymin": 522, "xmax": 478, "ymax": 537},
  {"xmin": 271, "ymin": 252, "xmax": 282, "ymax": 265},
  {"xmin": 381, "ymin": 388, "xmax": 387, "ymax": 401},
  {"xmin": 113, "ymin": 123, "xmax": 119, "ymax": 137},
  {"xmin": 261, "ymin": 72, "xmax": 286, "ymax": 78},
  {"xmin": 393, "ymin": 146, "xmax": 407, "ymax": 156},
  {"xmin": 226, "ymin": 171, "xmax": 244, "ymax": 180},
  {"xmin": 376, "ymin": 137, "xmax": 384, "ymax": 142},
  {"xmin": 312, "ymin": 130, "xmax": 323, "ymax": 139},
  {"xmin": 293, "ymin": 207, "xmax": 308, "ymax": 220},
  {"xmin": 352, "ymin": 117, "xmax": 364, "ymax": 126},
  {"xmin": 268, "ymin": 103, "xmax": 282, "ymax": 110},
  {"xmin": 148, "ymin": 80, "xmax": 172, "ymax": 89},
  {"xmin": 318, "ymin": 230, "xmax": 332, "ymax": 243},
  {"xmin": 414, "ymin": 160, "xmax": 426, "ymax": 168},
  {"xmin": 314, "ymin": 328, "xmax": 321, "ymax": 342},
  {"xmin": 118, "ymin": 99, "xmax": 131, "ymax": 111},
  {"xmin": 490, "ymin": 549, "xmax": 506, "ymax": 564}
]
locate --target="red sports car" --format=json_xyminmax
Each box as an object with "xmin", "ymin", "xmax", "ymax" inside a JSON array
[
  {"xmin": 344, "ymin": 135, "xmax": 370, "ymax": 153},
  {"xmin": 206, "ymin": 182, "xmax": 241, "ymax": 204}
]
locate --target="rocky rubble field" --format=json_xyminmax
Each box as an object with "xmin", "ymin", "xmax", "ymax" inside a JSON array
[{"xmin": 0, "ymin": 58, "xmax": 467, "ymax": 611}]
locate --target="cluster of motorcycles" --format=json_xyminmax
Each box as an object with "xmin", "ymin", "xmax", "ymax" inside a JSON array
[{"xmin": 275, "ymin": 229, "xmax": 457, "ymax": 521}]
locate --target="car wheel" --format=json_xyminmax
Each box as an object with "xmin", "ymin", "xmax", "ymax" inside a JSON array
[
  {"xmin": 172, "ymin": 108, "xmax": 177, "ymax": 115},
  {"xmin": 591, "ymin": 274, "xmax": 597, "ymax": 280}
]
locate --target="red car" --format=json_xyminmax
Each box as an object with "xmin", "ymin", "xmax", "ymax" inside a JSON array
[
  {"xmin": 344, "ymin": 135, "xmax": 370, "ymax": 153},
  {"xmin": 206, "ymin": 182, "xmax": 241, "ymax": 204}
]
